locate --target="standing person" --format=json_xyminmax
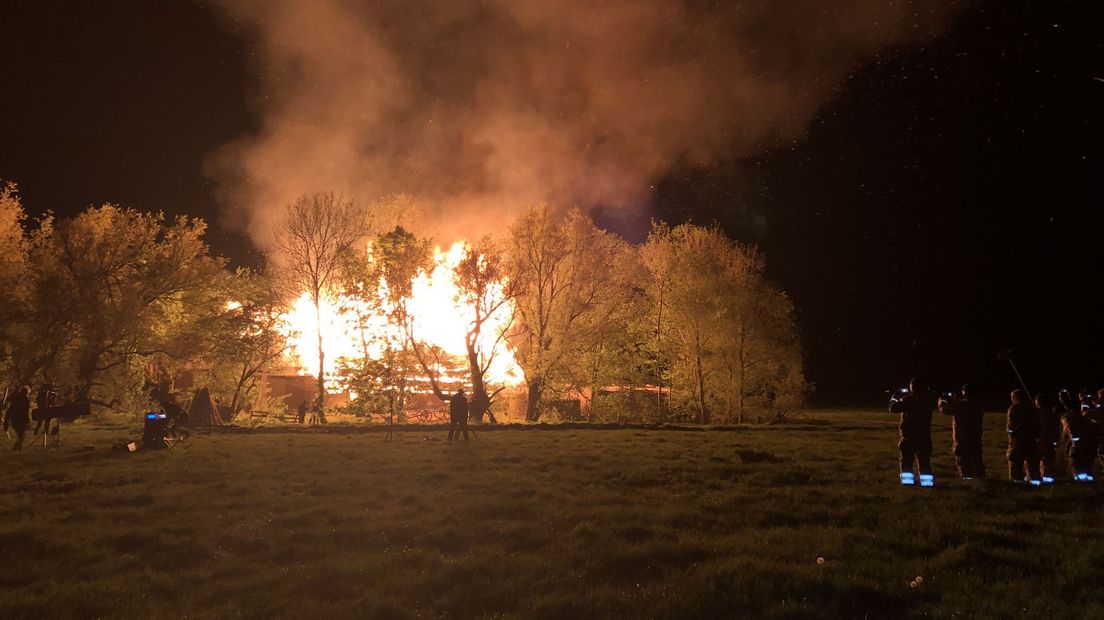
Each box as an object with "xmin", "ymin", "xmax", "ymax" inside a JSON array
[
  {"xmin": 1093, "ymin": 389, "xmax": 1104, "ymax": 463},
  {"xmin": 297, "ymin": 399, "xmax": 308, "ymax": 425},
  {"xmin": 1062, "ymin": 393, "xmax": 1098, "ymax": 481},
  {"xmin": 938, "ymin": 384, "xmax": 986, "ymax": 480},
  {"xmin": 308, "ymin": 395, "xmax": 322, "ymax": 426},
  {"xmin": 1036, "ymin": 393, "xmax": 1061, "ymax": 484},
  {"xmin": 3, "ymin": 386, "xmax": 31, "ymax": 451},
  {"xmin": 448, "ymin": 389, "xmax": 469, "ymax": 442},
  {"xmin": 889, "ymin": 378, "xmax": 936, "ymax": 487},
  {"xmin": 1007, "ymin": 389, "xmax": 1042, "ymax": 485}
]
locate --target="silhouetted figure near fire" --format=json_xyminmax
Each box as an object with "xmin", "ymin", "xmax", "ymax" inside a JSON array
[
  {"xmin": 1007, "ymin": 389, "xmax": 1042, "ymax": 485},
  {"xmin": 889, "ymin": 378, "xmax": 935, "ymax": 487},
  {"xmin": 448, "ymin": 389, "xmax": 469, "ymax": 442},
  {"xmin": 938, "ymin": 384, "xmax": 985, "ymax": 479},
  {"xmin": 3, "ymin": 386, "xmax": 31, "ymax": 451},
  {"xmin": 308, "ymin": 395, "xmax": 323, "ymax": 426},
  {"xmin": 1036, "ymin": 393, "xmax": 1061, "ymax": 483}
]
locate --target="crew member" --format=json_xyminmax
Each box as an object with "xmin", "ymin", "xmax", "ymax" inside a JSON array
[
  {"xmin": 1007, "ymin": 389, "xmax": 1042, "ymax": 485},
  {"xmin": 308, "ymin": 396, "xmax": 322, "ymax": 426},
  {"xmin": 3, "ymin": 386, "xmax": 31, "ymax": 451},
  {"xmin": 1094, "ymin": 389, "xmax": 1104, "ymax": 462},
  {"xmin": 889, "ymin": 378, "xmax": 936, "ymax": 487},
  {"xmin": 938, "ymin": 384, "xmax": 985, "ymax": 480},
  {"xmin": 1036, "ymin": 393, "xmax": 1061, "ymax": 483},
  {"xmin": 1063, "ymin": 393, "xmax": 1098, "ymax": 481},
  {"xmin": 448, "ymin": 389, "xmax": 469, "ymax": 442}
]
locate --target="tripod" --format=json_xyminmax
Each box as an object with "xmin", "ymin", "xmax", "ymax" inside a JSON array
[{"xmin": 36, "ymin": 418, "xmax": 62, "ymax": 449}]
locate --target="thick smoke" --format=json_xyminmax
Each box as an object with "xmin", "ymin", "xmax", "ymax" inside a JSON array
[{"xmin": 205, "ymin": 0, "xmax": 962, "ymax": 248}]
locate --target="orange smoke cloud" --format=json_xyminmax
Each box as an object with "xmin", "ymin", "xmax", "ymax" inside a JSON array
[{"xmin": 204, "ymin": 0, "xmax": 963, "ymax": 247}]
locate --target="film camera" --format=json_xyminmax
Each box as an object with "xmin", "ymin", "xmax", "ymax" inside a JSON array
[
  {"xmin": 889, "ymin": 387, "xmax": 910, "ymax": 404},
  {"xmin": 31, "ymin": 402, "xmax": 91, "ymax": 423},
  {"xmin": 29, "ymin": 401, "xmax": 91, "ymax": 448},
  {"xmin": 142, "ymin": 411, "xmax": 170, "ymax": 449}
]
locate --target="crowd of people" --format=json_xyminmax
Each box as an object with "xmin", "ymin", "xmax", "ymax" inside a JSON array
[{"xmin": 890, "ymin": 379, "xmax": 1101, "ymax": 486}]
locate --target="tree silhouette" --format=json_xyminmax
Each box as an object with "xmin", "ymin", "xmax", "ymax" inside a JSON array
[{"xmin": 274, "ymin": 192, "xmax": 369, "ymax": 422}]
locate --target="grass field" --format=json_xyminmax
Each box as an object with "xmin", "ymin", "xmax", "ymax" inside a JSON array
[{"xmin": 1, "ymin": 410, "xmax": 1102, "ymax": 619}]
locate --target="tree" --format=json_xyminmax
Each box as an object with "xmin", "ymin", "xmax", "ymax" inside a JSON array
[
  {"xmin": 14, "ymin": 205, "xmax": 224, "ymax": 411},
  {"xmin": 571, "ymin": 291, "xmax": 653, "ymax": 423},
  {"xmin": 451, "ymin": 238, "xmax": 517, "ymax": 422},
  {"xmin": 640, "ymin": 223, "xmax": 807, "ymax": 424},
  {"xmin": 0, "ymin": 182, "xmax": 29, "ymax": 384},
  {"xmin": 0, "ymin": 182, "xmax": 26, "ymax": 290},
  {"xmin": 506, "ymin": 206, "xmax": 636, "ymax": 421},
  {"xmin": 273, "ymin": 192, "xmax": 370, "ymax": 421},
  {"xmin": 374, "ymin": 228, "xmax": 433, "ymax": 424},
  {"xmin": 638, "ymin": 224, "xmax": 675, "ymax": 421},
  {"xmin": 718, "ymin": 284, "xmax": 807, "ymax": 423},
  {"xmin": 202, "ymin": 268, "xmax": 290, "ymax": 416},
  {"xmin": 337, "ymin": 226, "xmax": 433, "ymax": 428},
  {"xmin": 644, "ymin": 225, "xmax": 724, "ymax": 423}
]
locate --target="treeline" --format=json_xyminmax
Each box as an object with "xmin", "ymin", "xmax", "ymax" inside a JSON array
[
  {"xmin": 0, "ymin": 183, "xmax": 808, "ymax": 423},
  {"xmin": 0, "ymin": 182, "xmax": 287, "ymax": 416},
  {"xmin": 506, "ymin": 207, "xmax": 808, "ymax": 424}
]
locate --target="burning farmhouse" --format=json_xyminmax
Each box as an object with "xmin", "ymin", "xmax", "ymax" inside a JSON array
[{"xmin": 252, "ymin": 240, "xmax": 526, "ymax": 423}]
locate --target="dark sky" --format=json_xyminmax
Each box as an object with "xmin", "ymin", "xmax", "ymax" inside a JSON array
[{"xmin": 1, "ymin": 0, "xmax": 1101, "ymax": 407}]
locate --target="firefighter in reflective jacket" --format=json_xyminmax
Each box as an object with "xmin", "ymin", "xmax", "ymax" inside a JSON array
[
  {"xmin": 938, "ymin": 384, "xmax": 985, "ymax": 480},
  {"xmin": 1035, "ymin": 393, "xmax": 1061, "ymax": 484},
  {"xmin": 1063, "ymin": 393, "xmax": 1099, "ymax": 481},
  {"xmin": 1007, "ymin": 389, "xmax": 1042, "ymax": 484},
  {"xmin": 889, "ymin": 378, "xmax": 936, "ymax": 487}
]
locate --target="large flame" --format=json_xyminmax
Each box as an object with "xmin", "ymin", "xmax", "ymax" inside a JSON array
[{"xmin": 279, "ymin": 241, "xmax": 523, "ymax": 394}]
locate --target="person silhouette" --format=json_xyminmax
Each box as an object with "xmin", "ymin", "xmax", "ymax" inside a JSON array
[
  {"xmin": 938, "ymin": 384, "xmax": 986, "ymax": 480},
  {"xmin": 1007, "ymin": 389, "xmax": 1042, "ymax": 485},
  {"xmin": 3, "ymin": 386, "xmax": 31, "ymax": 451},
  {"xmin": 889, "ymin": 378, "xmax": 936, "ymax": 487},
  {"xmin": 449, "ymin": 389, "xmax": 469, "ymax": 442}
]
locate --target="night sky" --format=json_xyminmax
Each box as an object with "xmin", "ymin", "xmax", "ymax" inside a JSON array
[{"xmin": 1, "ymin": 1, "xmax": 1101, "ymax": 407}]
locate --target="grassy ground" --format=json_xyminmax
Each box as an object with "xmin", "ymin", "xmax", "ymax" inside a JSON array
[{"xmin": 0, "ymin": 410, "xmax": 1102, "ymax": 619}]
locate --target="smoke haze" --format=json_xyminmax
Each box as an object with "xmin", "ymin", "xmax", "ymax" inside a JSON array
[{"xmin": 205, "ymin": 0, "xmax": 963, "ymax": 248}]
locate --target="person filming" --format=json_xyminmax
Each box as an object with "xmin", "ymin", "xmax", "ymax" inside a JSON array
[
  {"xmin": 889, "ymin": 378, "xmax": 936, "ymax": 487},
  {"xmin": 938, "ymin": 384, "xmax": 985, "ymax": 480}
]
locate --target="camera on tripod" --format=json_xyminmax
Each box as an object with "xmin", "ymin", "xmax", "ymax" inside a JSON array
[{"xmin": 27, "ymin": 400, "xmax": 91, "ymax": 449}]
